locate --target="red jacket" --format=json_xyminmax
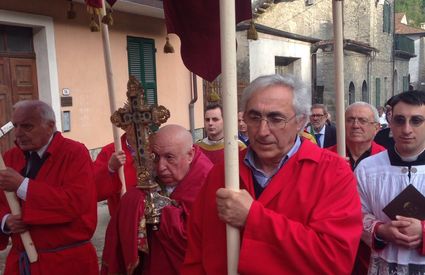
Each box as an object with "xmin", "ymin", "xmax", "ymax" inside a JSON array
[
  {"xmin": 182, "ymin": 141, "xmax": 362, "ymax": 275},
  {"xmin": 0, "ymin": 132, "xmax": 98, "ymax": 275},
  {"xmin": 101, "ymin": 146, "xmax": 213, "ymax": 275},
  {"xmin": 94, "ymin": 133, "xmax": 137, "ymax": 216}
]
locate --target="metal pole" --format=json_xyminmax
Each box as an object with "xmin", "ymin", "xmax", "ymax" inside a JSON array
[
  {"xmin": 333, "ymin": 0, "xmax": 346, "ymax": 157},
  {"xmin": 219, "ymin": 0, "xmax": 240, "ymax": 274},
  {"xmin": 99, "ymin": 0, "xmax": 126, "ymax": 194}
]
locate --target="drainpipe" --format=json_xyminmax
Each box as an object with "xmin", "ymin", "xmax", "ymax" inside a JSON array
[
  {"xmin": 392, "ymin": 0, "xmax": 396, "ymax": 96},
  {"xmin": 311, "ymin": 44, "xmax": 319, "ymax": 103},
  {"xmin": 189, "ymin": 72, "xmax": 198, "ymax": 140}
]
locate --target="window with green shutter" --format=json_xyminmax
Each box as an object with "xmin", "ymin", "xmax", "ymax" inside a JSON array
[
  {"xmin": 127, "ymin": 36, "xmax": 157, "ymax": 105},
  {"xmin": 402, "ymin": 76, "xmax": 409, "ymax": 92},
  {"xmin": 375, "ymin": 78, "xmax": 381, "ymax": 107},
  {"xmin": 383, "ymin": 2, "xmax": 391, "ymax": 33}
]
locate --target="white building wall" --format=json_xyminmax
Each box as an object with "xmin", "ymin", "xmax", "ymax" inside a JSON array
[{"xmin": 248, "ymin": 34, "xmax": 312, "ymax": 87}]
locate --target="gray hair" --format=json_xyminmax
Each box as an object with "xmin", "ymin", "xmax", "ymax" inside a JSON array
[
  {"xmin": 345, "ymin": 101, "xmax": 379, "ymax": 123},
  {"xmin": 14, "ymin": 100, "xmax": 57, "ymax": 128},
  {"xmin": 241, "ymin": 74, "xmax": 311, "ymax": 118}
]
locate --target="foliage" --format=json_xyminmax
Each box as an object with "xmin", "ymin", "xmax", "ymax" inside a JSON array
[{"xmin": 395, "ymin": 0, "xmax": 425, "ymax": 27}]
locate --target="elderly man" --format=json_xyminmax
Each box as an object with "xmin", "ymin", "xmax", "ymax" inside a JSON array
[
  {"xmin": 305, "ymin": 103, "xmax": 337, "ymax": 148},
  {"xmin": 328, "ymin": 102, "xmax": 385, "ymax": 274},
  {"xmin": 182, "ymin": 74, "xmax": 362, "ymax": 274},
  {"xmin": 356, "ymin": 91, "xmax": 425, "ymax": 274},
  {"xmin": 328, "ymin": 102, "xmax": 385, "ymax": 170},
  {"xmin": 0, "ymin": 100, "xmax": 98, "ymax": 274},
  {"xmin": 101, "ymin": 124, "xmax": 213, "ymax": 275},
  {"xmin": 238, "ymin": 111, "xmax": 249, "ymax": 146},
  {"xmin": 196, "ymin": 103, "xmax": 245, "ymax": 164}
]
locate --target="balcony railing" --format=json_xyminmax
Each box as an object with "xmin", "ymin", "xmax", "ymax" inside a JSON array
[{"xmin": 395, "ymin": 35, "xmax": 415, "ymax": 55}]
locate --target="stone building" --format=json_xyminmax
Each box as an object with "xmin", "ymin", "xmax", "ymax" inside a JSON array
[
  {"xmin": 236, "ymin": 0, "xmax": 409, "ymax": 117},
  {"xmin": 395, "ymin": 13, "xmax": 425, "ymax": 92}
]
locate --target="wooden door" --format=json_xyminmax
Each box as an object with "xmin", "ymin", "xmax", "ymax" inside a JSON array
[
  {"xmin": 0, "ymin": 57, "xmax": 38, "ymax": 152},
  {"xmin": 0, "ymin": 57, "xmax": 12, "ymax": 153}
]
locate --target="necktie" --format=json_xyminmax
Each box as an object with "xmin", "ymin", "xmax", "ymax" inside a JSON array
[
  {"xmin": 26, "ymin": 152, "xmax": 43, "ymax": 179},
  {"xmin": 314, "ymin": 133, "xmax": 322, "ymax": 147}
]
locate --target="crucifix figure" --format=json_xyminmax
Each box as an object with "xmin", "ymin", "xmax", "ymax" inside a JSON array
[{"xmin": 111, "ymin": 76, "xmax": 171, "ymax": 227}]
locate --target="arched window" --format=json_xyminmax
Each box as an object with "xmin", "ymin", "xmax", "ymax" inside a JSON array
[
  {"xmin": 362, "ymin": 80, "xmax": 368, "ymax": 102},
  {"xmin": 349, "ymin": 82, "xmax": 355, "ymax": 104}
]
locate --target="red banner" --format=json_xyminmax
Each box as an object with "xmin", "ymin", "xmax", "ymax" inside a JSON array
[
  {"xmin": 85, "ymin": 0, "xmax": 117, "ymax": 9},
  {"xmin": 163, "ymin": 0, "xmax": 252, "ymax": 82}
]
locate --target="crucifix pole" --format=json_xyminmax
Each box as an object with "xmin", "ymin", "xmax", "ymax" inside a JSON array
[
  {"xmin": 111, "ymin": 76, "xmax": 172, "ymax": 228},
  {"xmin": 219, "ymin": 0, "xmax": 240, "ymax": 274},
  {"xmin": 99, "ymin": 0, "xmax": 127, "ymax": 195},
  {"xmin": 333, "ymin": 0, "xmax": 346, "ymax": 157}
]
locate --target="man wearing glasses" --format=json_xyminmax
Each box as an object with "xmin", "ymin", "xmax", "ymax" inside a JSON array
[
  {"xmin": 182, "ymin": 74, "xmax": 362, "ymax": 274},
  {"xmin": 328, "ymin": 102, "xmax": 385, "ymax": 170},
  {"xmin": 328, "ymin": 102, "xmax": 385, "ymax": 274},
  {"xmin": 305, "ymin": 104, "xmax": 337, "ymax": 148},
  {"xmin": 356, "ymin": 90, "xmax": 425, "ymax": 274}
]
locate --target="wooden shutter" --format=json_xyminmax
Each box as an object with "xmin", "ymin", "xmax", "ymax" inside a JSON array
[{"xmin": 127, "ymin": 37, "xmax": 157, "ymax": 105}]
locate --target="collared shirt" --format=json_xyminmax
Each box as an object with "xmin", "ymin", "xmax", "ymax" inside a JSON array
[
  {"xmin": 347, "ymin": 146, "xmax": 372, "ymax": 170},
  {"xmin": 306, "ymin": 125, "xmax": 326, "ymax": 148},
  {"xmin": 244, "ymin": 136, "xmax": 301, "ymax": 188},
  {"xmin": 17, "ymin": 134, "xmax": 54, "ymax": 200}
]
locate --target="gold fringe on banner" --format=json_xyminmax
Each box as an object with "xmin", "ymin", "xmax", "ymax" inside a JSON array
[
  {"xmin": 101, "ymin": 7, "xmax": 114, "ymax": 26},
  {"xmin": 90, "ymin": 15, "xmax": 100, "ymax": 32},
  {"xmin": 247, "ymin": 19, "xmax": 258, "ymax": 40},
  {"xmin": 67, "ymin": 0, "xmax": 77, "ymax": 19},
  {"xmin": 163, "ymin": 35, "xmax": 175, "ymax": 54}
]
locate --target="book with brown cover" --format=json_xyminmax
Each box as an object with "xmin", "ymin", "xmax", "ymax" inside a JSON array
[{"xmin": 382, "ymin": 184, "xmax": 425, "ymax": 220}]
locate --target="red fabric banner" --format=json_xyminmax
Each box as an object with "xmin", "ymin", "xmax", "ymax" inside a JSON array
[
  {"xmin": 85, "ymin": 0, "xmax": 117, "ymax": 9},
  {"xmin": 163, "ymin": 0, "xmax": 252, "ymax": 82}
]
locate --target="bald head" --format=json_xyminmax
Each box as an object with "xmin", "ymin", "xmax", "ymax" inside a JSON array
[
  {"xmin": 152, "ymin": 124, "xmax": 195, "ymax": 185},
  {"xmin": 154, "ymin": 124, "xmax": 193, "ymax": 152}
]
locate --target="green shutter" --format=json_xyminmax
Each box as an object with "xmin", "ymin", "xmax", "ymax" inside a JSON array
[
  {"xmin": 402, "ymin": 76, "xmax": 409, "ymax": 92},
  {"xmin": 127, "ymin": 37, "xmax": 157, "ymax": 105},
  {"xmin": 383, "ymin": 3, "xmax": 391, "ymax": 33},
  {"xmin": 375, "ymin": 78, "xmax": 381, "ymax": 107}
]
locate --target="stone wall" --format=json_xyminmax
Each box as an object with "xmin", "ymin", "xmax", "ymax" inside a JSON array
[{"xmin": 252, "ymin": 0, "xmax": 399, "ymax": 114}]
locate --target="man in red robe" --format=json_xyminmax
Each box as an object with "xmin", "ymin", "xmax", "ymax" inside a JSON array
[
  {"xmin": 0, "ymin": 100, "xmax": 98, "ymax": 275},
  {"xmin": 181, "ymin": 74, "xmax": 363, "ymax": 275},
  {"xmin": 327, "ymin": 102, "xmax": 385, "ymax": 274},
  {"xmin": 94, "ymin": 133, "xmax": 137, "ymax": 216},
  {"xmin": 101, "ymin": 124, "xmax": 213, "ymax": 275},
  {"xmin": 196, "ymin": 103, "xmax": 245, "ymax": 164}
]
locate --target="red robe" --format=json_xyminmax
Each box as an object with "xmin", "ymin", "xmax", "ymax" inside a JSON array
[
  {"xmin": 0, "ymin": 132, "xmax": 98, "ymax": 275},
  {"xmin": 196, "ymin": 139, "xmax": 246, "ymax": 164},
  {"xmin": 94, "ymin": 133, "xmax": 137, "ymax": 216},
  {"xmin": 101, "ymin": 146, "xmax": 213, "ymax": 275},
  {"xmin": 182, "ymin": 141, "xmax": 363, "ymax": 275},
  {"xmin": 327, "ymin": 141, "xmax": 385, "ymax": 275}
]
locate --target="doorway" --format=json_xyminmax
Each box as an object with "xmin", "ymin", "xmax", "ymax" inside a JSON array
[{"xmin": 0, "ymin": 25, "xmax": 38, "ymax": 152}]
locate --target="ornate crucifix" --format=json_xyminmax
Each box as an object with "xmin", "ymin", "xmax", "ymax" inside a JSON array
[{"xmin": 111, "ymin": 76, "xmax": 171, "ymax": 227}]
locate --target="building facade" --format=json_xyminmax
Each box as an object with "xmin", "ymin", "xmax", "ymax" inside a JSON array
[{"xmin": 0, "ymin": 0, "xmax": 205, "ymax": 153}]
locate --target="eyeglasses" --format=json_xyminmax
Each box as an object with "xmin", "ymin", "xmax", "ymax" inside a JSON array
[
  {"xmin": 310, "ymin": 114, "xmax": 325, "ymax": 119},
  {"xmin": 245, "ymin": 113, "xmax": 297, "ymax": 129},
  {"xmin": 392, "ymin": 115, "xmax": 425, "ymax": 128},
  {"xmin": 345, "ymin": 117, "xmax": 376, "ymax": 126}
]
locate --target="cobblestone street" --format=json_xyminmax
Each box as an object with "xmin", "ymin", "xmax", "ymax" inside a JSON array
[{"xmin": 0, "ymin": 202, "xmax": 110, "ymax": 274}]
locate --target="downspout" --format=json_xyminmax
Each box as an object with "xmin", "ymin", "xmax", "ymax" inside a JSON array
[
  {"xmin": 189, "ymin": 72, "xmax": 198, "ymax": 140},
  {"xmin": 392, "ymin": 1, "xmax": 395, "ymax": 96},
  {"xmin": 311, "ymin": 44, "xmax": 319, "ymax": 103}
]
